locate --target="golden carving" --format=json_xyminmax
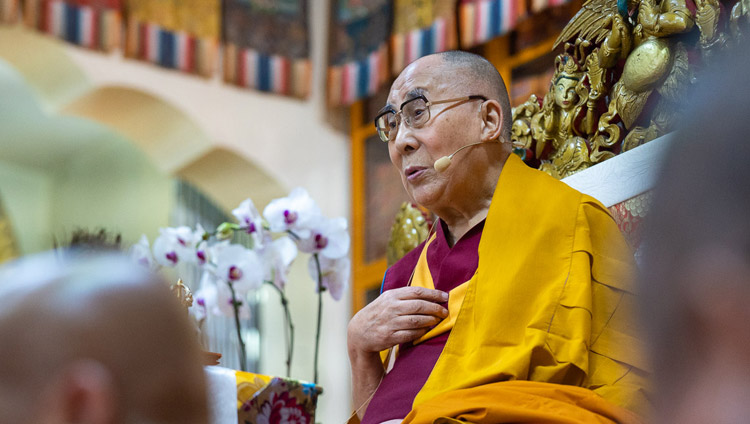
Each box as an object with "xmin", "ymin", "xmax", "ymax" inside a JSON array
[
  {"xmin": 386, "ymin": 202, "xmax": 431, "ymax": 266},
  {"xmin": 512, "ymin": 0, "xmax": 747, "ymax": 178},
  {"xmin": 170, "ymin": 279, "xmax": 194, "ymax": 312}
]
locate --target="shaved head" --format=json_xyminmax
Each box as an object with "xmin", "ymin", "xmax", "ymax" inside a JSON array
[
  {"xmin": 435, "ymin": 51, "xmax": 511, "ymax": 141},
  {"xmin": 0, "ymin": 253, "xmax": 208, "ymax": 424}
]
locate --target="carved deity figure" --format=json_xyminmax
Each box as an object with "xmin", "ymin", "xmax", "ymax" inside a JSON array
[{"xmin": 534, "ymin": 56, "xmax": 596, "ymax": 178}]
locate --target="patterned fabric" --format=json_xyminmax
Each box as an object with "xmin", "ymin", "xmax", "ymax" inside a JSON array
[
  {"xmin": 124, "ymin": 0, "xmax": 219, "ymax": 77},
  {"xmin": 222, "ymin": 0, "xmax": 311, "ymax": 98},
  {"xmin": 390, "ymin": 0, "xmax": 458, "ymax": 75},
  {"xmin": 23, "ymin": 0, "xmax": 121, "ymax": 51},
  {"xmin": 1, "ymin": 0, "xmax": 20, "ymax": 23},
  {"xmin": 608, "ymin": 191, "xmax": 652, "ymax": 264},
  {"xmin": 458, "ymin": 0, "xmax": 523, "ymax": 48},
  {"xmin": 236, "ymin": 371, "xmax": 321, "ymax": 424},
  {"xmin": 327, "ymin": 0, "xmax": 392, "ymax": 106}
]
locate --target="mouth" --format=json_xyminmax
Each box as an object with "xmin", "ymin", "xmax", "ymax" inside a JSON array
[{"xmin": 404, "ymin": 166, "xmax": 427, "ymax": 180}]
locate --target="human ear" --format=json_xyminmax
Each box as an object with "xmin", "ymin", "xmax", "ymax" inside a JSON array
[{"xmin": 479, "ymin": 100, "xmax": 503, "ymax": 143}]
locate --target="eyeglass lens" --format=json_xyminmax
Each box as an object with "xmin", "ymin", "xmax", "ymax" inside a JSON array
[{"xmin": 376, "ymin": 97, "xmax": 430, "ymax": 142}]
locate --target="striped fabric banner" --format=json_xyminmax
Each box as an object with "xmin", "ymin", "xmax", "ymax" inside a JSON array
[
  {"xmin": 1, "ymin": 0, "xmax": 20, "ymax": 24},
  {"xmin": 222, "ymin": 0, "xmax": 311, "ymax": 98},
  {"xmin": 124, "ymin": 0, "xmax": 219, "ymax": 78},
  {"xmin": 23, "ymin": 0, "xmax": 120, "ymax": 51},
  {"xmin": 391, "ymin": 16, "xmax": 454, "ymax": 75},
  {"xmin": 327, "ymin": 0, "xmax": 392, "ymax": 106},
  {"xmin": 459, "ymin": 0, "xmax": 520, "ymax": 49},
  {"xmin": 328, "ymin": 43, "xmax": 388, "ymax": 106},
  {"xmin": 223, "ymin": 44, "xmax": 311, "ymax": 98},
  {"xmin": 125, "ymin": 20, "xmax": 216, "ymax": 76}
]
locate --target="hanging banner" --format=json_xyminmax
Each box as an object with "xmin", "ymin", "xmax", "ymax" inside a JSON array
[
  {"xmin": 390, "ymin": 0, "xmax": 458, "ymax": 75},
  {"xmin": 124, "ymin": 0, "xmax": 219, "ymax": 77},
  {"xmin": 1, "ymin": 0, "xmax": 20, "ymax": 24},
  {"xmin": 458, "ymin": 0, "xmax": 524, "ymax": 48},
  {"xmin": 23, "ymin": 0, "xmax": 121, "ymax": 51},
  {"xmin": 223, "ymin": 0, "xmax": 311, "ymax": 98},
  {"xmin": 327, "ymin": 0, "xmax": 392, "ymax": 106}
]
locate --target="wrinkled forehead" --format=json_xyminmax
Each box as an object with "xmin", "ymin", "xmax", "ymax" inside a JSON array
[{"xmin": 386, "ymin": 57, "xmax": 454, "ymax": 109}]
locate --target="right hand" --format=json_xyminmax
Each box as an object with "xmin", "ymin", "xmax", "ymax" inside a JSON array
[{"xmin": 347, "ymin": 286, "xmax": 449, "ymax": 355}]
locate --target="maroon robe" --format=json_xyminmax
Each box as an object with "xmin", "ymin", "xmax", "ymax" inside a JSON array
[{"xmin": 362, "ymin": 220, "xmax": 485, "ymax": 424}]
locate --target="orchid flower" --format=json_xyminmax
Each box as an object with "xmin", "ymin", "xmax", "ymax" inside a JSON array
[
  {"xmin": 296, "ymin": 216, "xmax": 350, "ymax": 259},
  {"xmin": 130, "ymin": 234, "xmax": 156, "ymax": 271},
  {"xmin": 212, "ymin": 243, "xmax": 264, "ymax": 294},
  {"xmin": 308, "ymin": 255, "xmax": 350, "ymax": 301},
  {"xmin": 194, "ymin": 274, "xmax": 251, "ymax": 320},
  {"xmin": 232, "ymin": 199, "xmax": 266, "ymax": 249},
  {"xmin": 263, "ymin": 187, "xmax": 321, "ymax": 238},
  {"xmin": 152, "ymin": 226, "xmax": 203, "ymax": 267},
  {"xmin": 260, "ymin": 235, "xmax": 298, "ymax": 291}
]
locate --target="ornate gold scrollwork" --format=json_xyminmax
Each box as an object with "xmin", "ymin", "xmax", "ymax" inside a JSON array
[{"xmin": 511, "ymin": 0, "xmax": 747, "ymax": 178}]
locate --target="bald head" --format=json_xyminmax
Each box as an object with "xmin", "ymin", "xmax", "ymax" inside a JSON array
[
  {"xmin": 434, "ymin": 51, "xmax": 512, "ymax": 141},
  {"xmin": 0, "ymin": 254, "xmax": 208, "ymax": 424}
]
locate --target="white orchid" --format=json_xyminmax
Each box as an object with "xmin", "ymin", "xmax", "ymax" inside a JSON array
[
  {"xmin": 263, "ymin": 187, "xmax": 321, "ymax": 237},
  {"xmin": 212, "ymin": 243, "xmax": 264, "ymax": 294},
  {"xmin": 232, "ymin": 198, "xmax": 266, "ymax": 249},
  {"xmin": 308, "ymin": 255, "xmax": 350, "ymax": 301},
  {"xmin": 296, "ymin": 216, "xmax": 350, "ymax": 259},
  {"xmin": 194, "ymin": 273, "xmax": 251, "ymax": 320},
  {"xmin": 260, "ymin": 235, "xmax": 298, "ymax": 291},
  {"xmin": 130, "ymin": 234, "xmax": 156, "ymax": 270},
  {"xmin": 152, "ymin": 226, "xmax": 203, "ymax": 267}
]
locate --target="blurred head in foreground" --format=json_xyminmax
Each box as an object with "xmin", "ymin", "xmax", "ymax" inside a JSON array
[
  {"xmin": 0, "ymin": 253, "xmax": 208, "ymax": 424},
  {"xmin": 640, "ymin": 46, "xmax": 750, "ymax": 424}
]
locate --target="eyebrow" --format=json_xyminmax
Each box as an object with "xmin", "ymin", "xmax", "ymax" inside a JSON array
[{"xmin": 379, "ymin": 88, "xmax": 427, "ymax": 114}]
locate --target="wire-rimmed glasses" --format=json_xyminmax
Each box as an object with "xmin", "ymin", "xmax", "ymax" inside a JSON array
[{"xmin": 374, "ymin": 95, "xmax": 487, "ymax": 142}]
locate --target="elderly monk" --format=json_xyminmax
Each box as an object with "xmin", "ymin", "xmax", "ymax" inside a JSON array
[
  {"xmin": 0, "ymin": 253, "xmax": 208, "ymax": 424},
  {"xmin": 347, "ymin": 51, "xmax": 647, "ymax": 424}
]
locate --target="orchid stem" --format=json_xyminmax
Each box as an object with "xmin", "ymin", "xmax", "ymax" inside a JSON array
[
  {"xmin": 227, "ymin": 282, "xmax": 247, "ymax": 372},
  {"xmin": 265, "ymin": 281, "xmax": 295, "ymax": 377},
  {"xmin": 313, "ymin": 253, "xmax": 323, "ymax": 385}
]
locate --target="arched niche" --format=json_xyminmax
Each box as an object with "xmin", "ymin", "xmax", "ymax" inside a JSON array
[{"xmin": 0, "ymin": 30, "xmax": 286, "ymax": 252}]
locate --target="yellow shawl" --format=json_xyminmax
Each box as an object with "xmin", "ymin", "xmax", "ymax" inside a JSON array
[{"xmin": 407, "ymin": 154, "xmax": 649, "ymax": 421}]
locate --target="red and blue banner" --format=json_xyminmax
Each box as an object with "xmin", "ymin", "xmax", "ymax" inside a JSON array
[
  {"xmin": 124, "ymin": 0, "xmax": 218, "ymax": 77},
  {"xmin": 459, "ymin": 0, "xmax": 522, "ymax": 48},
  {"xmin": 222, "ymin": 0, "xmax": 311, "ymax": 98},
  {"xmin": 390, "ymin": 0, "xmax": 457, "ymax": 74},
  {"xmin": 23, "ymin": 0, "xmax": 121, "ymax": 51},
  {"xmin": 328, "ymin": 0, "xmax": 392, "ymax": 106}
]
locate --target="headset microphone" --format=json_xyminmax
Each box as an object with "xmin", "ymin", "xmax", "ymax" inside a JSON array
[{"xmin": 433, "ymin": 141, "xmax": 498, "ymax": 172}]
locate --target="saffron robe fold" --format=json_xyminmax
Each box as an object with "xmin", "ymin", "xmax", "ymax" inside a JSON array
[{"xmin": 410, "ymin": 154, "xmax": 649, "ymax": 419}]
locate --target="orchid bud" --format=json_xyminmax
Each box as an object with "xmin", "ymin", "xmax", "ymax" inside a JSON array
[{"xmin": 216, "ymin": 222, "xmax": 240, "ymax": 240}]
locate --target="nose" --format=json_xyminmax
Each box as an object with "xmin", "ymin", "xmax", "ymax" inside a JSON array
[{"xmin": 392, "ymin": 119, "xmax": 419, "ymax": 153}]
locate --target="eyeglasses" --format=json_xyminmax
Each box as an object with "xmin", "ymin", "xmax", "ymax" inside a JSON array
[{"xmin": 374, "ymin": 95, "xmax": 487, "ymax": 142}]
